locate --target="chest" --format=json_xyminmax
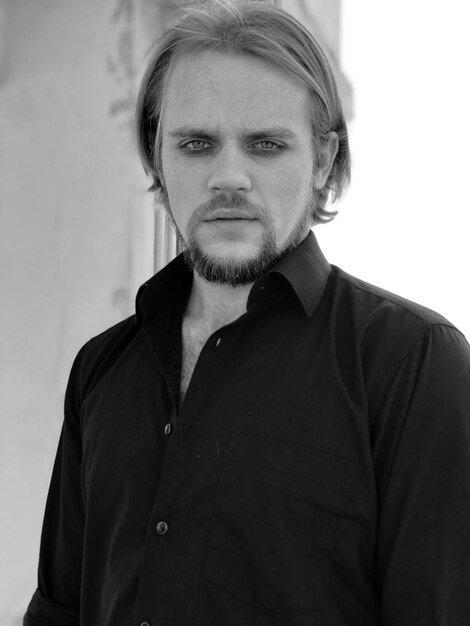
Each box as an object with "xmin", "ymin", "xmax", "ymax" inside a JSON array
[{"xmin": 180, "ymin": 320, "xmax": 215, "ymax": 402}]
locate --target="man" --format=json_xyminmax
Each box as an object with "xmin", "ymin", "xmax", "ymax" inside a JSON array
[{"xmin": 24, "ymin": 1, "xmax": 470, "ymax": 625}]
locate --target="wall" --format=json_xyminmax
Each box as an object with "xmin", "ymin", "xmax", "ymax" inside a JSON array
[{"xmin": 0, "ymin": 0, "xmax": 154, "ymax": 621}]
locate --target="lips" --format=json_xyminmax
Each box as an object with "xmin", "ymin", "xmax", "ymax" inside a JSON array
[
  {"xmin": 208, "ymin": 216, "xmax": 256, "ymax": 221},
  {"xmin": 205, "ymin": 209, "xmax": 257, "ymax": 221}
]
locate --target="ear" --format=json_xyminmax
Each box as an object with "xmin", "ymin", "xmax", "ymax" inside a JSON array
[{"xmin": 313, "ymin": 131, "xmax": 339, "ymax": 190}]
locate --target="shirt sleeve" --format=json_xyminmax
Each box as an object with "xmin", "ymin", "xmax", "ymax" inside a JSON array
[
  {"xmin": 370, "ymin": 323, "xmax": 470, "ymax": 625},
  {"xmin": 24, "ymin": 349, "xmax": 86, "ymax": 626}
]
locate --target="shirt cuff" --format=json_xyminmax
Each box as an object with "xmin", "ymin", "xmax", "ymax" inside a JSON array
[{"xmin": 23, "ymin": 588, "xmax": 78, "ymax": 626}]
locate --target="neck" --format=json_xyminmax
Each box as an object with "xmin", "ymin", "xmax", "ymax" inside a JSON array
[{"xmin": 185, "ymin": 272, "xmax": 252, "ymax": 328}]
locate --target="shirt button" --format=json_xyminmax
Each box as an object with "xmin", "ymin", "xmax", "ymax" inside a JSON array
[
  {"xmin": 140, "ymin": 622, "xmax": 151, "ymax": 626},
  {"xmin": 164, "ymin": 423, "xmax": 172, "ymax": 436},
  {"xmin": 156, "ymin": 520, "xmax": 169, "ymax": 535},
  {"xmin": 215, "ymin": 337, "xmax": 222, "ymax": 347}
]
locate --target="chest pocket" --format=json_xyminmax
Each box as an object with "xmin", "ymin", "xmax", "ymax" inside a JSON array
[{"xmin": 203, "ymin": 432, "xmax": 357, "ymax": 616}]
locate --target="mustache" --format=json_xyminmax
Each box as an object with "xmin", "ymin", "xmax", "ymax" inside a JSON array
[{"xmin": 190, "ymin": 192, "xmax": 269, "ymax": 224}]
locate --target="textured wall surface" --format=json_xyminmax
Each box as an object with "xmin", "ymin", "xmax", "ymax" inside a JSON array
[{"xmin": 0, "ymin": 0, "xmax": 154, "ymax": 621}]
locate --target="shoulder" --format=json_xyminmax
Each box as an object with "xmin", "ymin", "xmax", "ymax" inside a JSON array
[
  {"xmin": 67, "ymin": 315, "xmax": 140, "ymax": 401},
  {"xmin": 329, "ymin": 265, "xmax": 463, "ymax": 342},
  {"xmin": 82, "ymin": 314, "xmax": 138, "ymax": 351},
  {"xmin": 331, "ymin": 265, "xmax": 454, "ymax": 329},
  {"xmin": 327, "ymin": 265, "xmax": 469, "ymax": 381}
]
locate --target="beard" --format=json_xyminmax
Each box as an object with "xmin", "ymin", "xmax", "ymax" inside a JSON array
[{"xmin": 166, "ymin": 191, "xmax": 314, "ymax": 287}]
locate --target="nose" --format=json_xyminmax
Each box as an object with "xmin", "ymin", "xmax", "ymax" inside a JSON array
[{"xmin": 207, "ymin": 145, "xmax": 252, "ymax": 192}]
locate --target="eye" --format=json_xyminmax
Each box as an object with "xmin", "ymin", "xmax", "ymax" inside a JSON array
[
  {"xmin": 251, "ymin": 140, "xmax": 284, "ymax": 152},
  {"xmin": 181, "ymin": 139, "xmax": 211, "ymax": 152}
]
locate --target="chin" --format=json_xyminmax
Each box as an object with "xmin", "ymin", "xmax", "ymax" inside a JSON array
[
  {"xmin": 184, "ymin": 232, "xmax": 280, "ymax": 287},
  {"xmin": 202, "ymin": 241, "xmax": 262, "ymax": 263}
]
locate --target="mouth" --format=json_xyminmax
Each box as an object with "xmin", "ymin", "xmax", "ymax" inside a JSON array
[
  {"xmin": 207, "ymin": 217, "xmax": 257, "ymax": 222},
  {"xmin": 206, "ymin": 210, "xmax": 258, "ymax": 221}
]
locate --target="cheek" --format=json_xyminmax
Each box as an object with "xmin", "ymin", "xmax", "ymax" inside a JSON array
[
  {"xmin": 163, "ymin": 155, "xmax": 203, "ymax": 205},
  {"xmin": 165, "ymin": 187, "xmax": 192, "ymax": 232},
  {"xmin": 161, "ymin": 159, "xmax": 190, "ymax": 215},
  {"xmin": 161, "ymin": 154, "xmax": 178, "ymax": 196},
  {"xmin": 269, "ymin": 167, "xmax": 313, "ymax": 218}
]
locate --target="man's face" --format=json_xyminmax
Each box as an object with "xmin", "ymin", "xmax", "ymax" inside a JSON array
[{"xmin": 160, "ymin": 50, "xmax": 333, "ymax": 285}]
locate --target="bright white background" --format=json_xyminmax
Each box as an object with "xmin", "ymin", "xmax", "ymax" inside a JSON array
[{"xmin": 317, "ymin": 0, "xmax": 470, "ymax": 339}]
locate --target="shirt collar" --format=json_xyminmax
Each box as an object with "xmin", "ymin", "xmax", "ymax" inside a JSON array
[
  {"xmin": 135, "ymin": 253, "xmax": 192, "ymax": 326},
  {"xmin": 135, "ymin": 230, "xmax": 330, "ymax": 325},
  {"xmin": 251, "ymin": 230, "xmax": 331, "ymax": 317}
]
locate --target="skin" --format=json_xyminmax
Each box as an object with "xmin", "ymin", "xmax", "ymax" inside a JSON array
[{"xmin": 160, "ymin": 50, "xmax": 338, "ymax": 327}]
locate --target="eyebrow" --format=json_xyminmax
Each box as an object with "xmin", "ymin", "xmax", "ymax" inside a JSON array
[{"xmin": 167, "ymin": 127, "xmax": 298, "ymax": 141}]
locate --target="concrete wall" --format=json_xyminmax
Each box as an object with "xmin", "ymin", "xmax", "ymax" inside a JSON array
[
  {"xmin": 0, "ymin": 0, "xmax": 155, "ymax": 621},
  {"xmin": 0, "ymin": 1, "xmax": 347, "ymax": 622}
]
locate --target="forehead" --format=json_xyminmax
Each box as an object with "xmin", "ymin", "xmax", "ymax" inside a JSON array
[{"xmin": 162, "ymin": 50, "xmax": 311, "ymax": 134}]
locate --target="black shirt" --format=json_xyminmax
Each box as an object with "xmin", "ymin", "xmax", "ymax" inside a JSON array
[{"xmin": 24, "ymin": 232, "xmax": 470, "ymax": 626}]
